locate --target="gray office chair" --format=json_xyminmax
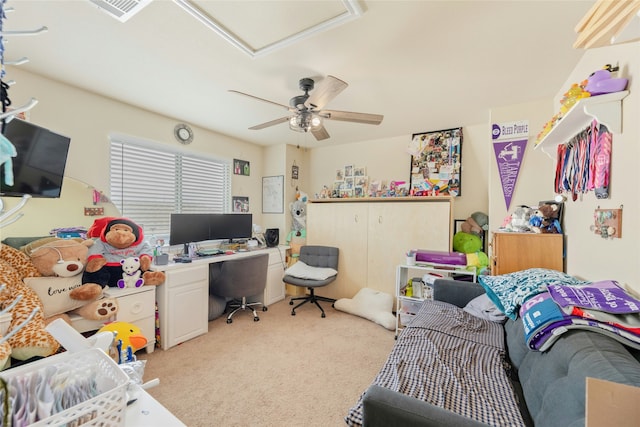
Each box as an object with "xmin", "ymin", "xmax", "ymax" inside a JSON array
[
  {"xmin": 283, "ymin": 245, "xmax": 339, "ymax": 318},
  {"xmin": 209, "ymin": 253, "xmax": 269, "ymax": 323}
]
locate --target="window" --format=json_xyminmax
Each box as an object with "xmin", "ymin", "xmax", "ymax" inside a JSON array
[{"xmin": 109, "ymin": 136, "xmax": 230, "ymax": 240}]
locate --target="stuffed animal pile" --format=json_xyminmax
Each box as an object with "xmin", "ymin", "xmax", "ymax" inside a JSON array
[
  {"xmin": 0, "ymin": 243, "xmax": 59, "ymax": 368},
  {"xmin": 22, "ymin": 237, "xmax": 119, "ymax": 322},
  {"xmin": 83, "ymin": 217, "xmax": 165, "ymax": 288},
  {"xmin": 529, "ymin": 203, "xmax": 562, "ymax": 234}
]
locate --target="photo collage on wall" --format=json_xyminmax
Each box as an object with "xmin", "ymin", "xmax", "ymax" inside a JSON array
[
  {"xmin": 333, "ymin": 165, "xmax": 368, "ymax": 198},
  {"xmin": 409, "ymin": 127, "xmax": 462, "ymax": 196}
]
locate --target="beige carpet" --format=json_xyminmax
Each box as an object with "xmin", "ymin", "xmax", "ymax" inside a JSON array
[{"xmin": 139, "ymin": 297, "xmax": 396, "ymax": 427}]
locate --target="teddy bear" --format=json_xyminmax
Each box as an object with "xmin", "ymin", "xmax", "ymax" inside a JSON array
[
  {"xmin": 0, "ymin": 243, "xmax": 60, "ymax": 367},
  {"xmin": 118, "ymin": 257, "xmax": 144, "ymax": 288},
  {"xmin": 22, "ymin": 237, "xmax": 120, "ymax": 322},
  {"xmin": 529, "ymin": 203, "xmax": 562, "ymax": 234},
  {"xmin": 83, "ymin": 217, "xmax": 165, "ymax": 288}
]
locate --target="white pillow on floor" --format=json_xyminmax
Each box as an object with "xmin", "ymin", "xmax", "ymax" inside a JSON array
[{"xmin": 334, "ymin": 288, "xmax": 396, "ymax": 331}]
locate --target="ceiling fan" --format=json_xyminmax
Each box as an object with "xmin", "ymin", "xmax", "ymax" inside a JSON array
[{"xmin": 229, "ymin": 75, "xmax": 383, "ymax": 141}]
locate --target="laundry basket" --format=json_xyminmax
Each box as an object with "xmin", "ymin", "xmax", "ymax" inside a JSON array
[{"xmin": 0, "ymin": 348, "xmax": 129, "ymax": 427}]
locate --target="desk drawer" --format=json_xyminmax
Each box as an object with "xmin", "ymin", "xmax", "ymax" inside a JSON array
[
  {"xmin": 117, "ymin": 287, "xmax": 155, "ymax": 323},
  {"xmin": 166, "ymin": 264, "xmax": 208, "ymax": 287}
]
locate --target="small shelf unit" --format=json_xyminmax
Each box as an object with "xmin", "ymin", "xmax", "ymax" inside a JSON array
[
  {"xmin": 395, "ymin": 263, "xmax": 476, "ymax": 338},
  {"xmin": 535, "ymin": 90, "xmax": 629, "ymax": 158}
]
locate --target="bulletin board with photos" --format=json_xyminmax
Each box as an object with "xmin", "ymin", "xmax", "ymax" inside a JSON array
[
  {"xmin": 334, "ymin": 165, "xmax": 368, "ymax": 197},
  {"xmin": 409, "ymin": 127, "xmax": 462, "ymax": 196}
]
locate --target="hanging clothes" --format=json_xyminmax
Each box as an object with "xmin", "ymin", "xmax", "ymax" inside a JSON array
[{"xmin": 554, "ymin": 120, "xmax": 612, "ymax": 200}]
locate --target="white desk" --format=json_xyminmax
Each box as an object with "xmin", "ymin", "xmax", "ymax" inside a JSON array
[
  {"xmin": 151, "ymin": 246, "xmax": 288, "ymax": 350},
  {"xmin": 126, "ymin": 387, "xmax": 186, "ymax": 426}
]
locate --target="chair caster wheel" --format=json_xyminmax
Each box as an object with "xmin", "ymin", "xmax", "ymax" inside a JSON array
[
  {"xmin": 289, "ymin": 301, "xmax": 294, "ymax": 305},
  {"xmin": 254, "ymin": 317, "xmax": 260, "ymax": 322},
  {"xmin": 291, "ymin": 310, "xmax": 296, "ymax": 316},
  {"xmin": 262, "ymin": 306, "xmax": 268, "ymax": 312},
  {"xmin": 226, "ymin": 319, "xmax": 232, "ymax": 324},
  {"xmin": 321, "ymin": 313, "xmax": 326, "ymax": 318}
]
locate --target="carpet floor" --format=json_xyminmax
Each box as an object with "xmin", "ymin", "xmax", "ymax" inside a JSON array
[{"xmin": 139, "ymin": 296, "xmax": 396, "ymax": 426}]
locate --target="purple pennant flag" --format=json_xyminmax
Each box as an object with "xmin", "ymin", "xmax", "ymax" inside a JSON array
[{"xmin": 493, "ymin": 139, "xmax": 527, "ymax": 210}]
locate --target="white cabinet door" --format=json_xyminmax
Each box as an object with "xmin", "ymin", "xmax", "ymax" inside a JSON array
[
  {"xmin": 157, "ymin": 264, "xmax": 208, "ymax": 350},
  {"xmin": 368, "ymin": 201, "xmax": 451, "ymax": 296},
  {"xmin": 264, "ymin": 248, "xmax": 286, "ymax": 305},
  {"xmin": 307, "ymin": 202, "xmax": 368, "ymax": 300}
]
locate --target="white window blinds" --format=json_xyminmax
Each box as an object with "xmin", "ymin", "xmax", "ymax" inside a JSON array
[{"xmin": 110, "ymin": 138, "xmax": 230, "ymax": 237}]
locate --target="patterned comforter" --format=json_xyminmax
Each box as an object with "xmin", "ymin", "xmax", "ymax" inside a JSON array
[{"xmin": 345, "ymin": 300, "xmax": 525, "ymax": 426}]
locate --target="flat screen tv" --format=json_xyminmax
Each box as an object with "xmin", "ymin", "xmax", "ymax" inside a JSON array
[{"xmin": 0, "ymin": 118, "xmax": 71, "ymax": 198}]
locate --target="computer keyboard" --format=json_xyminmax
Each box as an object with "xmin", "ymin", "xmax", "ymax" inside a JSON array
[{"xmin": 196, "ymin": 249, "xmax": 224, "ymax": 257}]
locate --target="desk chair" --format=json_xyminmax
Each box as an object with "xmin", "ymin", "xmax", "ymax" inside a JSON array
[
  {"xmin": 283, "ymin": 245, "xmax": 339, "ymax": 318},
  {"xmin": 209, "ymin": 253, "xmax": 269, "ymax": 323}
]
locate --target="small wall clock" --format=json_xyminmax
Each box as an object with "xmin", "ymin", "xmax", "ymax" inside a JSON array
[{"xmin": 174, "ymin": 123, "xmax": 194, "ymax": 144}]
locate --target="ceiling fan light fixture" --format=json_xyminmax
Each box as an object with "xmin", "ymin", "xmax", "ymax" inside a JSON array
[{"xmin": 311, "ymin": 116, "xmax": 322, "ymax": 127}]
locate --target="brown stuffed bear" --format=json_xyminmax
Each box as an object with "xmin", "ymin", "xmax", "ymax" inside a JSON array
[
  {"xmin": 22, "ymin": 237, "xmax": 119, "ymax": 322},
  {"xmin": 83, "ymin": 217, "xmax": 165, "ymax": 288}
]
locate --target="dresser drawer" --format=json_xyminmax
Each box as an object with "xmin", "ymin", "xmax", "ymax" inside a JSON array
[
  {"xmin": 116, "ymin": 287, "xmax": 155, "ymax": 323},
  {"xmin": 165, "ymin": 264, "xmax": 208, "ymax": 287}
]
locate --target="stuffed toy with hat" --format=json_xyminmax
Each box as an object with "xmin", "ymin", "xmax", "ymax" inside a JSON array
[
  {"xmin": 83, "ymin": 217, "xmax": 165, "ymax": 288},
  {"xmin": 21, "ymin": 237, "xmax": 119, "ymax": 322}
]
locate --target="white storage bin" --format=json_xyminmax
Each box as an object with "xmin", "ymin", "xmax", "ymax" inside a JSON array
[
  {"xmin": 401, "ymin": 298, "xmax": 424, "ymax": 315},
  {"xmin": 399, "ymin": 312, "xmax": 416, "ymax": 326},
  {"xmin": 0, "ymin": 348, "xmax": 129, "ymax": 427}
]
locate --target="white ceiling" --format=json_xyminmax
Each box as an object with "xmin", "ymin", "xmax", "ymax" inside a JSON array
[{"xmin": 2, "ymin": 0, "xmax": 594, "ymax": 148}]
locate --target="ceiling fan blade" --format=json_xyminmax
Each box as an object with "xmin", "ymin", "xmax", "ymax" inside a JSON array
[
  {"xmin": 311, "ymin": 125, "xmax": 330, "ymax": 141},
  {"xmin": 305, "ymin": 75, "xmax": 348, "ymax": 110},
  {"xmin": 323, "ymin": 109, "xmax": 384, "ymax": 125},
  {"xmin": 229, "ymin": 90, "xmax": 292, "ymax": 111},
  {"xmin": 249, "ymin": 116, "xmax": 291, "ymax": 130}
]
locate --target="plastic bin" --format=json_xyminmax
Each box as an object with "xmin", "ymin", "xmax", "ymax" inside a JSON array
[
  {"xmin": 0, "ymin": 348, "xmax": 129, "ymax": 426},
  {"xmin": 401, "ymin": 298, "xmax": 424, "ymax": 315}
]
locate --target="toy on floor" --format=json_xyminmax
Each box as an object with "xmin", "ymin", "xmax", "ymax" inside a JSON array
[{"xmin": 99, "ymin": 321, "xmax": 148, "ymax": 364}]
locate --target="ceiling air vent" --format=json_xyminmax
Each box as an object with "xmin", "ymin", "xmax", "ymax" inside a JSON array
[{"xmin": 88, "ymin": 0, "xmax": 152, "ymax": 23}]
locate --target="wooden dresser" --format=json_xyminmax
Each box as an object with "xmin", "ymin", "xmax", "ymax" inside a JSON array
[{"xmin": 490, "ymin": 232, "xmax": 564, "ymax": 275}]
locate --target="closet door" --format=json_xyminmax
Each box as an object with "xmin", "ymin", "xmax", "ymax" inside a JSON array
[
  {"xmin": 307, "ymin": 202, "xmax": 368, "ymax": 300},
  {"xmin": 367, "ymin": 201, "xmax": 451, "ymax": 296}
]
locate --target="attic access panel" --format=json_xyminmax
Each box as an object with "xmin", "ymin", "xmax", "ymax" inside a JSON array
[{"xmin": 409, "ymin": 127, "xmax": 462, "ymax": 197}]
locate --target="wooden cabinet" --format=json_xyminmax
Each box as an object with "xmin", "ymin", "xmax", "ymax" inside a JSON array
[
  {"xmin": 490, "ymin": 232, "xmax": 564, "ymax": 275},
  {"xmin": 307, "ymin": 198, "xmax": 452, "ymax": 299}
]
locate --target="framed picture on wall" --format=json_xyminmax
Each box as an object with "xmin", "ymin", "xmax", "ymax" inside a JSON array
[
  {"xmin": 409, "ymin": 127, "xmax": 463, "ymax": 196},
  {"xmin": 262, "ymin": 175, "xmax": 284, "ymax": 213}
]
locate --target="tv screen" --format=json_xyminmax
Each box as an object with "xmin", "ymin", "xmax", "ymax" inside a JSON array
[
  {"xmin": 0, "ymin": 119, "xmax": 71, "ymax": 198},
  {"xmin": 209, "ymin": 213, "xmax": 253, "ymax": 242},
  {"xmin": 170, "ymin": 213, "xmax": 210, "ymax": 246}
]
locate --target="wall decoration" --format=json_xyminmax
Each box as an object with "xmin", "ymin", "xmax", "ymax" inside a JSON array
[
  {"xmin": 592, "ymin": 206, "xmax": 622, "ymax": 239},
  {"xmin": 409, "ymin": 127, "xmax": 462, "ymax": 196},
  {"xmin": 492, "ymin": 120, "xmax": 529, "ymax": 209},
  {"xmin": 232, "ymin": 196, "xmax": 249, "ymax": 213},
  {"xmin": 234, "ymin": 159, "xmax": 250, "ymax": 176},
  {"xmin": 344, "ymin": 164, "xmax": 354, "ymax": 177},
  {"xmin": 262, "ymin": 175, "xmax": 284, "ymax": 213}
]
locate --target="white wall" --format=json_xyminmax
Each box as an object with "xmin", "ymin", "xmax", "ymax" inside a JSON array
[
  {"xmin": 489, "ymin": 42, "xmax": 640, "ymax": 291},
  {"xmin": 1, "ymin": 68, "xmax": 271, "ymax": 238}
]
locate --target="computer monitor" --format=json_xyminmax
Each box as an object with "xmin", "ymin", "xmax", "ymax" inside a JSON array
[
  {"xmin": 169, "ymin": 213, "xmax": 210, "ymax": 246},
  {"xmin": 209, "ymin": 213, "xmax": 253, "ymax": 242}
]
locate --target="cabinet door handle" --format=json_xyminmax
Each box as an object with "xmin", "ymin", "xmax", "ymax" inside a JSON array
[
  {"xmin": 354, "ymin": 214, "xmax": 359, "ymax": 223},
  {"xmin": 378, "ymin": 215, "xmax": 383, "ymax": 224}
]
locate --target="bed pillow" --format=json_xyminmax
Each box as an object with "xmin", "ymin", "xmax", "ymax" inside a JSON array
[
  {"xmin": 284, "ymin": 260, "xmax": 337, "ymax": 281},
  {"xmin": 463, "ymin": 293, "xmax": 506, "ymax": 322},
  {"xmin": 334, "ymin": 288, "xmax": 396, "ymax": 330},
  {"xmin": 23, "ymin": 276, "xmax": 90, "ymax": 318},
  {"xmin": 478, "ymin": 268, "xmax": 588, "ymax": 320}
]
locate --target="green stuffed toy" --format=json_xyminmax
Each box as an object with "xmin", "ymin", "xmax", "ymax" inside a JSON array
[{"xmin": 453, "ymin": 231, "xmax": 489, "ymax": 275}]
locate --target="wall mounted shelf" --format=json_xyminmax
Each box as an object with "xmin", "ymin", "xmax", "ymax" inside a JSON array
[{"xmin": 535, "ymin": 90, "xmax": 629, "ymax": 158}]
